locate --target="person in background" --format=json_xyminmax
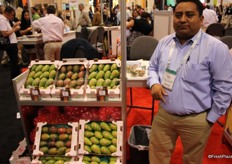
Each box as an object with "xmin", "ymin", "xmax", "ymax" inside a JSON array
[
  {"xmin": 57, "ymin": 10, "xmax": 64, "ymax": 21},
  {"xmin": 19, "ymin": 9, "xmax": 36, "ymax": 61},
  {"xmin": 89, "ymin": 6, "xmax": 94, "ymax": 22},
  {"xmin": 77, "ymin": 3, "xmax": 92, "ymax": 40},
  {"xmin": 147, "ymin": 0, "xmax": 232, "ymax": 163},
  {"xmin": 65, "ymin": 14, "xmax": 74, "ymax": 30},
  {"xmin": 31, "ymin": 7, "xmax": 40, "ymax": 21},
  {"xmin": 0, "ymin": 6, "xmax": 21, "ymax": 78},
  {"xmin": 202, "ymin": 5, "xmax": 218, "ymax": 30},
  {"xmin": 225, "ymin": 3, "xmax": 232, "ymax": 29},
  {"xmin": 32, "ymin": 5, "xmax": 64, "ymax": 60},
  {"xmin": 92, "ymin": 6, "xmax": 101, "ymax": 26},
  {"xmin": 132, "ymin": 9, "xmax": 141, "ymax": 20}
]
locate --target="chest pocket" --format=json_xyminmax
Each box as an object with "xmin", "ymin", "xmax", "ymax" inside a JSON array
[{"xmin": 182, "ymin": 63, "xmax": 201, "ymax": 83}]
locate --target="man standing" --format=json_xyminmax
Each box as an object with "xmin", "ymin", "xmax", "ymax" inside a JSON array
[
  {"xmin": 0, "ymin": 6, "xmax": 21, "ymax": 78},
  {"xmin": 147, "ymin": 0, "xmax": 232, "ymax": 163},
  {"xmin": 202, "ymin": 5, "xmax": 218, "ymax": 30},
  {"xmin": 32, "ymin": 5, "xmax": 64, "ymax": 60},
  {"xmin": 78, "ymin": 3, "xmax": 92, "ymax": 40}
]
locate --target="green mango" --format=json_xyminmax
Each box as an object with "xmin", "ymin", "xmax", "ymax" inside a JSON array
[
  {"xmin": 71, "ymin": 73, "xmax": 78, "ymax": 80},
  {"xmin": 35, "ymin": 64, "xmax": 43, "ymax": 72},
  {"xmin": 100, "ymin": 122, "xmax": 111, "ymax": 131},
  {"xmin": 89, "ymin": 64, "xmax": 98, "ymax": 73},
  {"xmin": 40, "ymin": 71, "xmax": 50, "ymax": 79},
  {"xmin": 84, "ymin": 124, "xmax": 92, "ymax": 131},
  {"xmin": 110, "ymin": 63, "xmax": 118, "ymax": 71},
  {"xmin": 109, "ymin": 145, "xmax": 117, "ymax": 153},
  {"xmin": 109, "ymin": 123, "xmax": 117, "ymax": 131},
  {"xmin": 76, "ymin": 77, "xmax": 84, "ymax": 86},
  {"xmin": 96, "ymin": 71, "xmax": 105, "ymax": 80},
  {"xmin": 96, "ymin": 78, "xmax": 104, "ymax": 87},
  {"xmin": 102, "ymin": 131, "xmax": 113, "ymax": 140},
  {"xmin": 104, "ymin": 71, "xmax": 111, "ymax": 80},
  {"xmin": 59, "ymin": 73, "xmax": 66, "ymax": 80},
  {"xmin": 98, "ymin": 64, "xmax": 104, "ymax": 71},
  {"xmin": 73, "ymin": 65, "xmax": 80, "ymax": 72},
  {"xmin": 112, "ymin": 131, "xmax": 117, "ymax": 138},
  {"xmin": 100, "ymin": 146, "xmax": 111, "ymax": 154},
  {"xmin": 39, "ymin": 78, "xmax": 47, "ymax": 88},
  {"xmin": 103, "ymin": 79, "xmax": 111, "ymax": 87},
  {"xmin": 49, "ymin": 64, "xmax": 56, "ymax": 72},
  {"xmin": 32, "ymin": 78, "xmax": 40, "ymax": 87},
  {"xmin": 94, "ymin": 131, "xmax": 103, "ymax": 139},
  {"xmin": 91, "ymin": 144, "xmax": 101, "ymax": 154},
  {"xmin": 39, "ymin": 146, "xmax": 48, "ymax": 154},
  {"xmin": 110, "ymin": 157, "xmax": 117, "ymax": 161},
  {"xmin": 90, "ymin": 136, "xmax": 100, "ymax": 144},
  {"xmin": 42, "ymin": 65, "xmax": 50, "ymax": 72},
  {"xmin": 88, "ymin": 72, "xmax": 97, "ymax": 80},
  {"xmin": 33, "ymin": 71, "xmax": 42, "ymax": 79},
  {"xmin": 49, "ymin": 70, "xmax": 57, "ymax": 79},
  {"xmin": 83, "ymin": 156, "xmax": 91, "ymax": 162},
  {"xmin": 25, "ymin": 77, "xmax": 33, "ymax": 87},
  {"xmin": 103, "ymin": 64, "xmax": 110, "ymax": 72},
  {"xmin": 99, "ymin": 138, "xmax": 111, "ymax": 146},
  {"xmin": 112, "ymin": 138, "xmax": 117, "ymax": 146},
  {"xmin": 110, "ymin": 70, "xmax": 120, "ymax": 79},
  {"xmin": 45, "ymin": 79, "xmax": 54, "ymax": 88},
  {"xmin": 28, "ymin": 71, "xmax": 35, "ymax": 78},
  {"xmin": 84, "ymin": 145, "xmax": 92, "ymax": 153},
  {"xmin": 91, "ymin": 122, "xmax": 101, "ymax": 131},
  {"xmin": 84, "ymin": 137, "xmax": 93, "ymax": 146},
  {"xmin": 31, "ymin": 64, "xmax": 37, "ymax": 71},
  {"xmin": 91, "ymin": 156, "xmax": 100, "ymax": 162},
  {"xmin": 84, "ymin": 131, "xmax": 94, "ymax": 137}
]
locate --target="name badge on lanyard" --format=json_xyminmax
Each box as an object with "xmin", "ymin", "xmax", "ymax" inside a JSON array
[{"xmin": 162, "ymin": 68, "xmax": 177, "ymax": 91}]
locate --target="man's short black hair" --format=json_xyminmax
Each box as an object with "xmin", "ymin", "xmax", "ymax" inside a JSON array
[
  {"xmin": 31, "ymin": 7, "xmax": 38, "ymax": 12},
  {"xmin": 4, "ymin": 6, "xmax": 15, "ymax": 14},
  {"xmin": 174, "ymin": 0, "xmax": 204, "ymax": 16},
  {"xmin": 46, "ymin": 5, "xmax": 56, "ymax": 14}
]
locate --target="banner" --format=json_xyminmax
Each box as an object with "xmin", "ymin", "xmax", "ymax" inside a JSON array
[{"xmin": 69, "ymin": 0, "xmax": 78, "ymax": 10}]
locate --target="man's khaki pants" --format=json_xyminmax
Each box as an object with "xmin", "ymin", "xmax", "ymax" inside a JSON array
[
  {"xmin": 44, "ymin": 42, "xmax": 62, "ymax": 60},
  {"xmin": 149, "ymin": 106, "xmax": 213, "ymax": 164}
]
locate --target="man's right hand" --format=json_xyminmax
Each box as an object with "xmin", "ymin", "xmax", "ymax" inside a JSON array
[{"xmin": 150, "ymin": 84, "xmax": 168, "ymax": 103}]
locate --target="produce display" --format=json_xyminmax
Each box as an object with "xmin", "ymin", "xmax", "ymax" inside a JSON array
[
  {"xmin": 80, "ymin": 155, "xmax": 119, "ymax": 164},
  {"xmin": 35, "ymin": 124, "xmax": 73, "ymax": 156},
  {"xmin": 37, "ymin": 156, "xmax": 72, "ymax": 164},
  {"xmin": 25, "ymin": 64, "xmax": 57, "ymax": 89},
  {"xmin": 56, "ymin": 64, "xmax": 86, "ymax": 89},
  {"xmin": 88, "ymin": 63, "xmax": 120, "ymax": 89},
  {"xmin": 81, "ymin": 121, "xmax": 119, "ymax": 155}
]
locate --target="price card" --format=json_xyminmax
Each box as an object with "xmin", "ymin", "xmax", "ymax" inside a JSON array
[
  {"xmin": 60, "ymin": 88, "xmax": 71, "ymax": 101},
  {"xmin": 30, "ymin": 88, "xmax": 41, "ymax": 101},
  {"xmin": 96, "ymin": 87, "xmax": 108, "ymax": 101}
]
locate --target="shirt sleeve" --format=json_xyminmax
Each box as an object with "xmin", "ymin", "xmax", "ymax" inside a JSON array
[
  {"xmin": 147, "ymin": 43, "xmax": 161, "ymax": 88},
  {"xmin": 32, "ymin": 19, "xmax": 41, "ymax": 30},
  {"xmin": 207, "ymin": 43, "xmax": 232, "ymax": 123}
]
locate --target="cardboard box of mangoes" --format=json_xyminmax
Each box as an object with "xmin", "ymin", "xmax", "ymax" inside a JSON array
[
  {"xmin": 19, "ymin": 60, "xmax": 59, "ymax": 99},
  {"xmin": 85, "ymin": 59, "xmax": 121, "ymax": 99},
  {"xmin": 50, "ymin": 59, "xmax": 88, "ymax": 99},
  {"xmin": 78, "ymin": 120, "xmax": 123, "ymax": 157},
  {"xmin": 33, "ymin": 122, "xmax": 79, "ymax": 157}
]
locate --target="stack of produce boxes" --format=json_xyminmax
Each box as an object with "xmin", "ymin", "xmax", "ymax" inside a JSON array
[
  {"xmin": 78, "ymin": 120, "xmax": 123, "ymax": 163},
  {"xmin": 50, "ymin": 59, "xmax": 88, "ymax": 99},
  {"xmin": 19, "ymin": 60, "xmax": 59, "ymax": 99},
  {"xmin": 31, "ymin": 122, "xmax": 79, "ymax": 163},
  {"xmin": 86, "ymin": 59, "xmax": 121, "ymax": 99}
]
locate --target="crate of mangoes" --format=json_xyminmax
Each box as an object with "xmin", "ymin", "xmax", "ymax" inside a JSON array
[
  {"xmin": 78, "ymin": 120, "xmax": 123, "ymax": 156},
  {"xmin": 33, "ymin": 122, "xmax": 78, "ymax": 157},
  {"xmin": 31, "ymin": 156, "xmax": 76, "ymax": 164},
  {"xmin": 50, "ymin": 59, "xmax": 88, "ymax": 99},
  {"xmin": 85, "ymin": 59, "xmax": 121, "ymax": 99},
  {"xmin": 77, "ymin": 155, "xmax": 122, "ymax": 164},
  {"xmin": 19, "ymin": 60, "xmax": 59, "ymax": 98}
]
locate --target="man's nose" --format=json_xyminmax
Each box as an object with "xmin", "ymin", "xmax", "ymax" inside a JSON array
[{"xmin": 180, "ymin": 15, "xmax": 187, "ymax": 22}]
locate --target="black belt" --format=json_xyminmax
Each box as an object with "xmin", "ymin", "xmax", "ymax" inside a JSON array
[
  {"xmin": 171, "ymin": 109, "xmax": 209, "ymax": 117},
  {"xmin": 44, "ymin": 40, "xmax": 62, "ymax": 44}
]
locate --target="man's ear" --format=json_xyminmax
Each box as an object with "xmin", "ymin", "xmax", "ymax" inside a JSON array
[{"xmin": 200, "ymin": 15, "xmax": 204, "ymax": 22}]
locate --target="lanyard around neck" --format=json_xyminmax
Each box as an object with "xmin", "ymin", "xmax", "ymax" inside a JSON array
[{"xmin": 166, "ymin": 32, "xmax": 201, "ymax": 72}]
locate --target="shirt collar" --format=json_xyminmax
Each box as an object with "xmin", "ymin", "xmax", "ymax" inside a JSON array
[{"xmin": 173, "ymin": 29, "xmax": 202, "ymax": 45}]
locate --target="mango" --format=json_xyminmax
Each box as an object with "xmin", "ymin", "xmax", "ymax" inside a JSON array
[
  {"xmin": 35, "ymin": 64, "xmax": 43, "ymax": 72},
  {"xmin": 91, "ymin": 156, "xmax": 100, "ymax": 162},
  {"xmin": 49, "ymin": 70, "xmax": 56, "ymax": 79},
  {"xmin": 110, "ymin": 157, "xmax": 117, "ymax": 161},
  {"xmin": 39, "ymin": 146, "xmax": 48, "ymax": 154},
  {"xmin": 28, "ymin": 71, "xmax": 35, "ymax": 78},
  {"xmin": 104, "ymin": 71, "xmax": 111, "ymax": 80},
  {"xmin": 84, "ymin": 124, "xmax": 92, "ymax": 131},
  {"xmin": 32, "ymin": 78, "xmax": 40, "ymax": 87},
  {"xmin": 67, "ymin": 65, "xmax": 73, "ymax": 72},
  {"xmin": 91, "ymin": 122, "xmax": 101, "ymax": 131},
  {"xmin": 103, "ymin": 79, "xmax": 111, "ymax": 87},
  {"xmin": 55, "ymin": 141, "xmax": 65, "ymax": 148},
  {"xmin": 66, "ymin": 71, "xmax": 73, "ymax": 79},
  {"xmin": 89, "ymin": 78, "xmax": 97, "ymax": 87},
  {"xmin": 59, "ymin": 73, "xmax": 66, "ymax": 80},
  {"xmin": 99, "ymin": 138, "xmax": 111, "ymax": 146},
  {"xmin": 56, "ymin": 80, "xmax": 64, "ymax": 87},
  {"xmin": 98, "ymin": 64, "xmax": 104, "ymax": 71},
  {"xmin": 96, "ymin": 71, "xmax": 104, "ymax": 80},
  {"xmin": 77, "ymin": 77, "xmax": 84, "ymax": 86},
  {"xmin": 48, "ymin": 147, "xmax": 57, "ymax": 155},
  {"xmin": 112, "ymin": 138, "xmax": 117, "ymax": 145},
  {"xmin": 70, "ymin": 80, "xmax": 77, "ymax": 88},
  {"xmin": 45, "ymin": 79, "xmax": 54, "ymax": 88},
  {"xmin": 56, "ymin": 147, "xmax": 66, "ymax": 155},
  {"xmin": 84, "ymin": 145, "xmax": 92, "ymax": 153},
  {"xmin": 109, "ymin": 162, "xmax": 116, "ymax": 164},
  {"xmin": 60, "ymin": 66, "xmax": 66, "ymax": 73},
  {"xmin": 40, "ymin": 72, "xmax": 49, "ymax": 79},
  {"xmin": 94, "ymin": 131, "xmax": 103, "ymax": 139},
  {"xmin": 84, "ymin": 137, "xmax": 92, "ymax": 146},
  {"xmin": 100, "ymin": 162, "xmax": 108, "ymax": 164},
  {"xmin": 83, "ymin": 156, "xmax": 91, "ymax": 161},
  {"xmin": 63, "ymin": 78, "xmax": 71, "ymax": 86},
  {"xmin": 103, "ymin": 64, "xmax": 110, "ymax": 72},
  {"xmin": 83, "ymin": 161, "xmax": 90, "ymax": 164},
  {"xmin": 49, "ymin": 64, "xmax": 56, "ymax": 72},
  {"xmin": 100, "ymin": 146, "xmax": 111, "ymax": 154},
  {"xmin": 109, "ymin": 145, "xmax": 117, "ymax": 153},
  {"xmin": 73, "ymin": 65, "xmax": 80, "ymax": 72},
  {"xmin": 102, "ymin": 131, "xmax": 113, "ymax": 140},
  {"xmin": 25, "ymin": 77, "xmax": 33, "ymax": 87},
  {"xmin": 31, "ymin": 64, "xmax": 37, "ymax": 71},
  {"xmin": 109, "ymin": 123, "xmax": 117, "ymax": 130},
  {"xmin": 84, "ymin": 131, "xmax": 94, "ymax": 137},
  {"xmin": 89, "ymin": 64, "xmax": 98, "ymax": 73},
  {"xmin": 50, "ymin": 134, "xmax": 58, "ymax": 140},
  {"xmin": 40, "ymin": 141, "xmax": 47, "ymax": 147},
  {"xmin": 39, "ymin": 78, "xmax": 47, "ymax": 88},
  {"xmin": 59, "ymin": 134, "xmax": 68, "ymax": 141},
  {"xmin": 71, "ymin": 73, "xmax": 78, "ymax": 80},
  {"xmin": 100, "ymin": 122, "xmax": 111, "ymax": 131},
  {"xmin": 112, "ymin": 131, "xmax": 117, "ymax": 138},
  {"xmin": 33, "ymin": 71, "xmax": 42, "ymax": 79},
  {"xmin": 90, "ymin": 136, "xmax": 100, "ymax": 144},
  {"xmin": 110, "ymin": 70, "xmax": 120, "ymax": 79},
  {"xmin": 110, "ymin": 63, "xmax": 118, "ymax": 71},
  {"xmin": 91, "ymin": 144, "xmax": 101, "ymax": 154},
  {"xmin": 42, "ymin": 65, "xmax": 50, "ymax": 72},
  {"xmin": 88, "ymin": 72, "xmax": 97, "ymax": 80},
  {"xmin": 78, "ymin": 71, "xmax": 85, "ymax": 78},
  {"xmin": 96, "ymin": 78, "xmax": 104, "ymax": 87}
]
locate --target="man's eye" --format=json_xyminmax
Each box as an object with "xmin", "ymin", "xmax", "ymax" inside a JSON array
[
  {"xmin": 175, "ymin": 14, "xmax": 182, "ymax": 18},
  {"xmin": 186, "ymin": 13, "xmax": 195, "ymax": 18}
]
